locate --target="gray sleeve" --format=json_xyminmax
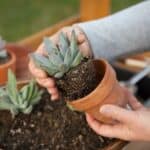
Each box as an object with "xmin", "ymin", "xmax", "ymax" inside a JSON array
[{"xmin": 77, "ymin": 1, "xmax": 150, "ymax": 61}]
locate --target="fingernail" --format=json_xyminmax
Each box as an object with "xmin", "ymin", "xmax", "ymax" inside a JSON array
[
  {"xmin": 100, "ymin": 105, "xmax": 111, "ymax": 114},
  {"xmin": 51, "ymin": 96, "xmax": 56, "ymax": 101},
  {"xmin": 51, "ymin": 95, "xmax": 59, "ymax": 101},
  {"xmin": 78, "ymin": 34, "xmax": 85, "ymax": 43}
]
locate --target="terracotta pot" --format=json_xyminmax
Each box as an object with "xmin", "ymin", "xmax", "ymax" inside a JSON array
[
  {"xmin": 0, "ymin": 49, "xmax": 16, "ymax": 85},
  {"xmin": 67, "ymin": 59, "xmax": 127, "ymax": 124},
  {"xmin": 5, "ymin": 43, "xmax": 31, "ymax": 81}
]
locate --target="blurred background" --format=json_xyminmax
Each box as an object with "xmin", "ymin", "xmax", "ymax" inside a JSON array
[{"xmin": 0, "ymin": 0, "xmax": 142, "ymax": 41}]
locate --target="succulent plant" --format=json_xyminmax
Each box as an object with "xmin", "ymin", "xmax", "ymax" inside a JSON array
[
  {"xmin": 31, "ymin": 30, "xmax": 83, "ymax": 78},
  {"xmin": 0, "ymin": 36, "xmax": 8, "ymax": 59},
  {"xmin": 0, "ymin": 70, "xmax": 43, "ymax": 117}
]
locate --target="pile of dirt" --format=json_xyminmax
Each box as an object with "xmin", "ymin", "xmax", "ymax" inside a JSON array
[{"xmin": 0, "ymin": 91, "xmax": 115, "ymax": 150}]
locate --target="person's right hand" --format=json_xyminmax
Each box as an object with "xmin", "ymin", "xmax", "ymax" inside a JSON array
[
  {"xmin": 29, "ymin": 26, "xmax": 92, "ymax": 100},
  {"xmin": 86, "ymin": 89, "xmax": 150, "ymax": 141}
]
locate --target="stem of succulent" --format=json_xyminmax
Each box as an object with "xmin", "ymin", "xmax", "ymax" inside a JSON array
[
  {"xmin": 66, "ymin": 102, "xmax": 76, "ymax": 111},
  {"xmin": 66, "ymin": 102, "xmax": 83, "ymax": 113}
]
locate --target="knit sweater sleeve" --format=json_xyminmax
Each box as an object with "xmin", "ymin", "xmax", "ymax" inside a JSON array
[{"xmin": 77, "ymin": 1, "xmax": 150, "ymax": 61}]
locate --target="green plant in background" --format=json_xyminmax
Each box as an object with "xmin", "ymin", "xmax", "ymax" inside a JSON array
[
  {"xmin": 0, "ymin": 70, "xmax": 43, "ymax": 117},
  {"xmin": 0, "ymin": 36, "xmax": 8, "ymax": 59},
  {"xmin": 0, "ymin": 0, "xmax": 79, "ymax": 41},
  {"xmin": 111, "ymin": 0, "xmax": 142, "ymax": 13},
  {"xmin": 31, "ymin": 31, "xmax": 83, "ymax": 78},
  {"xmin": 0, "ymin": 0, "xmax": 142, "ymax": 41}
]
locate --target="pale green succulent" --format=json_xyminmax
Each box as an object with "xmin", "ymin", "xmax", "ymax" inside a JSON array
[
  {"xmin": 0, "ymin": 70, "xmax": 43, "ymax": 117},
  {"xmin": 0, "ymin": 36, "xmax": 8, "ymax": 59},
  {"xmin": 31, "ymin": 30, "xmax": 83, "ymax": 78}
]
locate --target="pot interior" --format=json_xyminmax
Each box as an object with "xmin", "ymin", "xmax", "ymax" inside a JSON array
[{"xmin": 93, "ymin": 60, "xmax": 106, "ymax": 86}]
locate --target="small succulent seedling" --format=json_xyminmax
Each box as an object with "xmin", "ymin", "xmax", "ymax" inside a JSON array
[
  {"xmin": 31, "ymin": 30, "xmax": 83, "ymax": 78},
  {"xmin": 0, "ymin": 70, "xmax": 43, "ymax": 117},
  {"xmin": 0, "ymin": 36, "xmax": 8, "ymax": 59}
]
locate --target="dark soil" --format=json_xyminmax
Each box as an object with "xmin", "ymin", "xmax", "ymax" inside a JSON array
[
  {"xmin": 0, "ymin": 53, "xmax": 10, "ymax": 65},
  {"xmin": 56, "ymin": 59, "xmax": 101, "ymax": 100},
  {"xmin": 0, "ymin": 91, "xmax": 115, "ymax": 150}
]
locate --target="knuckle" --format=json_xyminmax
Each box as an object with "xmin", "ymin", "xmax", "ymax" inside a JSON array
[
  {"xmin": 61, "ymin": 26, "xmax": 70, "ymax": 32},
  {"xmin": 28, "ymin": 62, "xmax": 36, "ymax": 75}
]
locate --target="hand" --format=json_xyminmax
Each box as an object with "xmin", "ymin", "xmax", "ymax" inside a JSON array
[
  {"xmin": 86, "ymin": 89, "xmax": 150, "ymax": 141},
  {"xmin": 29, "ymin": 26, "xmax": 92, "ymax": 100}
]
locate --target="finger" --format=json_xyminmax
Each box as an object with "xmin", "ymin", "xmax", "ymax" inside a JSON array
[
  {"xmin": 37, "ymin": 78, "xmax": 55, "ymax": 88},
  {"xmin": 66, "ymin": 30, "xmax": 72, "ymax": 41},
  {"xmin": 59, "ymin": 27, "xmax": 72, "ymax": 41},
  {"xmin": 86, "ymin": 113, "xmax": 97, "ymax": 123},
  {"xmin": 51, "ymin": 93, "xmax": 59, "ymax": 101},
  {"xmin": 36, "ymin": 44, "xmax": 44, "ymax": 54},
  {"xmin": 47, "ymin": 87, "xmax": 59, "ymax": 101},
  {"xmin": 77, "ymin": 34, "xmax": 85, "ymax": 44},
  {"xmin": 72, "ymin": 26, "xmax": 86, "ymax": 43},
  {"xmin": 127, "ymin": 93, "xmax": 144, "ymax": 110},
  {"xmin": 86, "ymin": 113, "xmax": 103, "ymax": 134},
  {"xmin": 36, "ymin": 43, "xmax": 49, "ymax": 56},
  {"xmin": 36, "ymin": 35, "xmax": 58, "ymax": 55},
  {"xmin": 64, "ymin": 27, "xmax": 93, "ymax": 58},
  {"xmin": 66, "ymin": 27, "xmax": 85, "ymax": 43},
  {"xmin": 29, "ymin": 60, "xmax": 47, "ymax": 78},
  {"xmin": 79, "ymin": 42, "xmax": 93, "ymax": 58},
  {"xmin": 36, "ymin": 78, "xmax": 55, "ymax": 89},
  {"xmin": 86, "ymin": 113, "xmax": 117, "ymax": 138},
  {"xmin": 47, "ymin": 87, "xmax": 58, "ymax": 95},
  {"xmin": 100, "ymin": 104, "xmax": 134, "ymax": 123},
  {"xmin": 50, "ymin": 32, "xmax": 60, "ymax": 45},
  {"xmin": 86, "ymin": 113, "xmax": 128, "ymax": 139}
]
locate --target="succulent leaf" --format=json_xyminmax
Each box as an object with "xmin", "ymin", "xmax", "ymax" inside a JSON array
[
  {"xmin": 20, "ymin": 81, "xmax": 35, "ymax": 101},
  {"xmin": 0, "ymin": 70, "xmax": 43, "ymax": 117},
  {"xmin": 44, "ymin": 37, "xmax": 57, "ymax": 54},
  {"xmin": 19, "ymin": 101, "xmax": 28, "ymax": 109},
  {"xmin": 58, "ymin": 32, "xmax": 69, "ymax": 57},
  {"xmin": 70, "ymin": 30, "xmax": 79, "ymax": 60},
  {"xmin": 31, "ymin": 53, "xmax": 50, "ymax": 67},
  {"xmin": 59, "ymin": 64, "xmax": 68, "ymax": 73},
  {"xmin": 31, "ymin": 53, "xmax": 58, "ymax": 75},
  {"xmin": 42, "ymin": 66, "xmax": 57, "ymax": 76},
  {"xmin": 0, "ymin": 88, "xmax": 6, "ymax": 97},
  {"xmin": 64, "ymin": 48, "xmax": 72, "ymax": 67},
  {"xmin": 10, "ymin": 107, "xmax": 19, "ymax": 118},
  {"xmin": 54, "ymin": 72, "xmax": 64, "ymax": 78},
  {"xmin": 71, "ymin": 51, "xmax": 83, "ymax": 67},
  {"xmin": 30, "ymin": 95, "xmax": 42, "ymax": 105},
  {"xmin": 49, "ymin": 51, "xmax": 63, "ymax": 66},
  {"xmin": 17, "ymin": 94, "xmax": 24, "ymax": 106},
  {"xmin": 31, "ymin": 30, "xmax": 84, "ymax": 79},
  {"xmin": 44, "ymin": 37, "xmax": 64, "ymax": 60},
  {"xmin": 0, "ymin": 99, "xmax": 15, "ymax": 110},
  {"xmin": 20, "ymin": 85, "xmax": 30, "ymax": 101},
  {"xmin": 22, "ymin": 105, "xmax": 33, "ymax": 114},
  {"xmin": 6, "ymin": 70, "xmax": 19, "ymax": 105}
]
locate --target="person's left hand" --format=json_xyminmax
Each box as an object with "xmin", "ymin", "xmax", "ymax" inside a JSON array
[
  {"xmin": 29, "ymin": 26, "xmax": 91, "ymax": 100},
  {"xmin": 86, "ymin": 89, "xmax": 150, "ymax": 141}
]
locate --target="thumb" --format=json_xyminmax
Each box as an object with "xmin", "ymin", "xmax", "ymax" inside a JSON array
[{"xmin": 100, "ymin": 104, "xmax": 134, "ymax": 123}]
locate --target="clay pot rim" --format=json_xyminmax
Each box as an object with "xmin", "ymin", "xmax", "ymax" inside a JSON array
[
  {"xmin": 0, "ymin": 50, "xmax": 16, "ymax": 69},
  {"xmin": 67, "ymin": 59, "xmax": 116, "ymax": 110}
]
